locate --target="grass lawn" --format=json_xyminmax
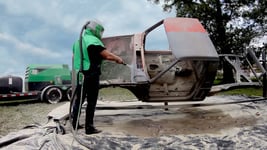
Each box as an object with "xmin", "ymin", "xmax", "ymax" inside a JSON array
[{"xmin": 216, "ymin": 87, "xmax": 264, "ymax": 97}]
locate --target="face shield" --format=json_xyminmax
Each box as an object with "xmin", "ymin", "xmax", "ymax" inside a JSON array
[
  {"xmin": 86, "ymin": 20, "xmax": 105, "ymax": 39},
  {"xmin": 95, "ymin": 24, "xmax": 104, "ymax": 38}
]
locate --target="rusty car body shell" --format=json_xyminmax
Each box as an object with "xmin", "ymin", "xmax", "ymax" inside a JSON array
[{"xmin": 99, "ymin": 17, "xmax": 219, "ymax": 102}]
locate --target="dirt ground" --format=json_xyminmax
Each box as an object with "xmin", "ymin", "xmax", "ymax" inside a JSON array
[
  {"xmin": 91, "ymin": 97, "xmax": 261, "ymax": 137},
  {"xmin": 0, "ymin": 101, "xmax": 66, "ymax": 136},
  {"xmin": 98, "ymin": 107, "xmax": 257, "ymax": 137}
]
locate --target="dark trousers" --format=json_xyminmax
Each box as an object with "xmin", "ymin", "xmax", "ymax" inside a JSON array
[{"xmin": 71, "ymin": 73, "xmax": 100, "ymax": 131}]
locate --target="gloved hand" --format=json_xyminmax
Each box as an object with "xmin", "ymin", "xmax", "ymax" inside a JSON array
[{"xmin": 115, "ymin": 57, "xmax": 124, "ymax": 64}]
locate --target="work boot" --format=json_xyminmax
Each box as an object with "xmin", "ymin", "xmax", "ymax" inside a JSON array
[{"xmin": 85, "ymin": 126, "xmax": 102, "ymax": 135}]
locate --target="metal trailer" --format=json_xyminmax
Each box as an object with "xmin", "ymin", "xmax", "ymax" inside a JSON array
[{"xmin": 0, "ymin": 64, "xmax": 72, "ymax": 104}]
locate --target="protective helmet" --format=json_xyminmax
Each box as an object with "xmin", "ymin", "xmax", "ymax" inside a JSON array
[{"xmin": 85, "ymin": 20, "xmax": 105, "ymax": 39}]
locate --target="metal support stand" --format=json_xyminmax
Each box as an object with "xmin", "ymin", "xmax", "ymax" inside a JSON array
[
  {"xmin": 164, "ymin": 102, "xmax": 168, "ymax": 111},
  {"xmin": 262, "ymin": 50, "xmax": 267, "ymax": 97}
]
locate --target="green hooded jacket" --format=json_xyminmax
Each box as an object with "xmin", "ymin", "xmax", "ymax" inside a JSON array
[{"xmin": 72, "ymin": 29, "xmax": 104, "ymax": 71}]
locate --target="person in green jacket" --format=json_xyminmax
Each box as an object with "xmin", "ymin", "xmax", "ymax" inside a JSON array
[{"xmin": 72, "ymin": 20, "xmax": 124, "ymax": 134}]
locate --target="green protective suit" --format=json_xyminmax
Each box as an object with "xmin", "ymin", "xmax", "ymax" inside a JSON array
[{"xmin": 73, "ymin": 29, "xmax": 104, "ymax": 71}]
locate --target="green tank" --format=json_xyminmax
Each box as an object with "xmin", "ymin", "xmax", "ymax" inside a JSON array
[
  {"xmin": 25, "ymin": 64, "xmax": 71, "ymax": 91},
  {"xmin": 24, "ymin": 64, "xmax": 72, "ymax": 103}
]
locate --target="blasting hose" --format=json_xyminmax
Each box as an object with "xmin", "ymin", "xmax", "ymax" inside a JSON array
[{"xmin": 69, "ymin": 21, "xmax": 94, "ymax": 149}]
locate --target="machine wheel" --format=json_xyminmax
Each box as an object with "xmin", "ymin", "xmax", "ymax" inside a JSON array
[
  {"xmin": 66, "ymin": 87, "xmax": 72, "ymax": 101},
  {"xmin": 45, "ymin": 87, "xmax": 63, "ymax": 104}
]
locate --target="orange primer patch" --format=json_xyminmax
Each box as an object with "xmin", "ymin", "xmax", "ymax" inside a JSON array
[{"xmin": 164, "ymin": 18, "xmax": 206, "ymax": 33}]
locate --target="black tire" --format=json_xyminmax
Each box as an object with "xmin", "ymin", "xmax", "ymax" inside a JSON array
[
  {"xmin": 45, "ymin": 87, "xmax": 63, "ymax": 104},
  {"xmin": 66, "ymin": 87, "xmax": 72, "ymax": 101}
]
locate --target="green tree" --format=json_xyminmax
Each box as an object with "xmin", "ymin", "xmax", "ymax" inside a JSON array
[{"xmin": 149, "ymin": 0, "xmax": 266, "ymax": 83}]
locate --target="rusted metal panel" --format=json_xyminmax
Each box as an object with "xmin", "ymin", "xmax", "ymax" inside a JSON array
[{"xmin": 164, "ymin": 18, "xmax": 206, "ymax": 33}]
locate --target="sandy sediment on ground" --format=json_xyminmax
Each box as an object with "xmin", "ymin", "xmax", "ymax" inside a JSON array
[{"xmin": 1, "ymin": 95, "xmax": 267, "ymax": 149}]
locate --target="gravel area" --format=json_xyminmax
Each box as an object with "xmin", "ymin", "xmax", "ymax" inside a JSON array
[{"xmin": 0, "ymin": 101, "xmax": 67, "ymax": 136}]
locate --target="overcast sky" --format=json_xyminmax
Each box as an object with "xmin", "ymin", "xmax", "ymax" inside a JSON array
[{"xmin": 0, "ymin": 0, "xmax": 175, "ymax": 77}]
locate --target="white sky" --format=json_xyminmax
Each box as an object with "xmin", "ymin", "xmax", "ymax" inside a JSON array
[{"xmin": 0, "ymin": 0, "xmax": 175, "ymax": 77}]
